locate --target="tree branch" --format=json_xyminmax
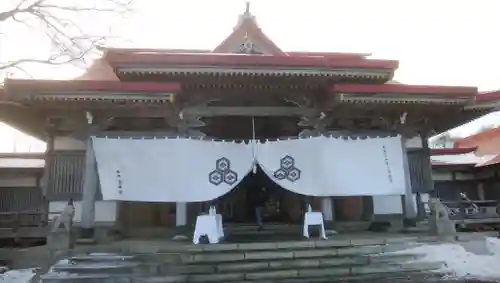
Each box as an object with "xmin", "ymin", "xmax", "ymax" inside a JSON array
[{"xmin": 0, "ymin": 0, "xmax": 133, "ymax": 73}]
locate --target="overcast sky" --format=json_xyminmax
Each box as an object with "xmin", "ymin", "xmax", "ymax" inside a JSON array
[{"xmin": 2, "ymin": 0, "xmax": 500, "ymax": 151}]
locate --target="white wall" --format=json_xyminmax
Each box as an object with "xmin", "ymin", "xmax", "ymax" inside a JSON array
[
  {"xmin": 53, "ymin": 136, "xmax": 86, "ymax": 151},
  {"xmin": 49, "ymin": 201, "xmax": 117, "ymax": 225}
]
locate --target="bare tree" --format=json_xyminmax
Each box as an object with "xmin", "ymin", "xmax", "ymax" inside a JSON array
[{"xmin": 0, "ymin": 0, "xmax": 132, "ymax": 75}]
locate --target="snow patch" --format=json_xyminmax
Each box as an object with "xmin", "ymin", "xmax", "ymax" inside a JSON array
[
  {"xmin": 395, "ymin": 237, "xmax": 500, "ymax": 280},
  {"xmin": 0, "ymin": 269, "xmax": 35, "ymax": 283}
]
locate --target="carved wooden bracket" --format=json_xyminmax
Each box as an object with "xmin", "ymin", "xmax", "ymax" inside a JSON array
[
  {"xmin": 285, "ymin": 95, "xmax": 333, "ymax": 134},
  {"xmin": 165, "ymin": 97, "xmax": 214, "ymax": 137},
  {"xmin": 67, "ymin": 111, "xmax": 115, "ymax": 139}
]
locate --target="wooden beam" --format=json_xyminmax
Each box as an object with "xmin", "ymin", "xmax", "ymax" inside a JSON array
[{"xmin": 183, "ymin": 106, "xmax": 319, "ymax": 117}]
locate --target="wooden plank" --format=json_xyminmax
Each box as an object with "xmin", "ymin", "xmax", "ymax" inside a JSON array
[{"xmin": 183, "ymin": 106, "xmax": 319, "ymax": 117}]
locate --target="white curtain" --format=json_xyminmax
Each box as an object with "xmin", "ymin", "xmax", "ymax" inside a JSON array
[
  {"xmin": 256, "ymin": 136, "xmax": 406, "ymax": 196},
  {"xmin": 92, "ymin": 137, "xmax": 254, "ymax": 202}
]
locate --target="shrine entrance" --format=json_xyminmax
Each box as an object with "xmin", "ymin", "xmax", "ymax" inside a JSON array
[
  {"xmin": 215, "ymin": 165, "xmax": 304, "ymax": 224},
  {"xmin": 205, "ymin": 115, "xmax": 304, "ymax": 224}
]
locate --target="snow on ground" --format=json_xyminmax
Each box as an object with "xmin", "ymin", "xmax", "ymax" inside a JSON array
[
  {"xmin": 0, "ymin": 269, "xmax": 35, "ymax": 283},
  {"xmin": 397, "ymin": 237, "xmax": 500, "ymax": 280}
]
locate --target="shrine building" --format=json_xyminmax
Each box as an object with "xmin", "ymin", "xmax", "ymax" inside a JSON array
[{"xmin": 1, "ymin": 4, "xmax": 499, "ymax": 240}]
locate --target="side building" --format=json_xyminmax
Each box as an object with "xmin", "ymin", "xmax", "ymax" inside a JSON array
[{"xmin": 0, "ymin": 153, "xmax": 45, "ymax": 243}]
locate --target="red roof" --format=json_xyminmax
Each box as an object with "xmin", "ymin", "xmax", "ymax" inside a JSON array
[
  {"xmin": 105, "ymin": 52, "xmax": 399, "ymax": 70},
  {"xmin": 75, "ymin": 59, "xmax": 119, "ymax": 81},
  {"xmin": 286, "ymin": 52, "xmax": 370, "ymax": 60},
  {"xmin": 4, "ymin": 79, "xmax": 181, "ymax": 93},
  {"xmin": 103, "ymin": 4, "xmax": 399, "ymax": 72},
  {"xmin": 475, "ymin": 90, "xmax": 500, "ymax": 102},
  {"xmin": 454, "ymin": 127, "xmax": 500, "ymax": 166},
  {"xmin": 455, "ymin": 127, "xmax": 500, "ymax": 155},
  {"xmin": 332, "ymin": 84, "xmax": 477, "ymax": 97},
  {"xmin": 430, "ymin": 147, "xmax": 477, "ymax": 156},
  {"xmin": 0, "ymin": 3, "xmax": 490, "ymax": 103}
]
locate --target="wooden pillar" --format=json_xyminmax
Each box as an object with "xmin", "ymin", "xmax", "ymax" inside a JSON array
[
  {"xmin": 176, "ymin": 202, "xmax": 187, "ymax": 226},
  {"xmin": 419, "ymin": 133, "xmax": 434, "ymax": 218},
  {"xmin": 41, "ymin": 125, "xmax": 55, "ymax": 197},
  {"xmin": 321, "ymin": 197, "xmax": 333, "ymax": 221},
  {"xmin": 402, "ymin": 137, "xmax": 417, "ymax": 218},
  {"xmin": 478, "ymin": 183, "xmax": 485, "ymax": 201},
  {"xmin": 81, "ymin": 124, "xmax": 99, "ymax": 238}
]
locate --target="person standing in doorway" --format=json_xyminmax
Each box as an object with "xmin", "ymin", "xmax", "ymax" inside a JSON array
[{"xmin": 255, "ymin": 187, "xmax": 268, "ymax": 231}]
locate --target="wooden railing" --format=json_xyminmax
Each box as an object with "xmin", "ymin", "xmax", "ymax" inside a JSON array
[
  {"xmin": 425, "ymin": 200, "xmax": 500, "ymax": 223},
  {"xmin": 0, "ymin": 211, "xmax": 49, "ymax": 239}
]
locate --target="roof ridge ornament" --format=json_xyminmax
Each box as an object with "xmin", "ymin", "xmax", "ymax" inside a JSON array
[
  {"xmin": 237, "ymin": 31, "xmax": 263, "ymax": 54},
  {"xmin": 235, "ymin": 1, "xmax": 256, "ymax": 29},
  {"xmin": 245, "ymin": 2, "xmax": 251, "ymax": 15}
]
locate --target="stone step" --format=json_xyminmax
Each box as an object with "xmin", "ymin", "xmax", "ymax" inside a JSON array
[
  {"xmin": 51, "ymin": 261, "xmax": 141, "ymax": 274},
  {"xmin": 180, "ymin": 244, "xmax": 415, "ymax": 264},
  {"xmin": 179, "ymin": 253, "xmax": 422, "ymax": 274},
  {"xmin": 41, "ymin": 273, "xmax": 116, "ymax": 283},
  {"xmin": 184, "ymin": 237, "xmax": 415, "ymax": 253},
  {"xmin": 70, "ymin": 254, "xmax": 135, "ymax": 262},
  {"xmin": 47, "ymin": 252, "xmax": 424, "ymax": 279},
  {"xmin": 42, "ymin": 268, "xmax": 447, "ymax": 283},
  {"xmin": 224, "ymin": 222, "xmax": 371, "ymax": 232},
  {"xmin": 137, "ymin": 261, "xmax": 445, "ymax": 283},
  {"xmin": 112, "ymin": 232, "xmax": 498, "ymax": 254},
  {"xmin": 40, "ymin": 248, "xmax": 444, "ymax": 283}
]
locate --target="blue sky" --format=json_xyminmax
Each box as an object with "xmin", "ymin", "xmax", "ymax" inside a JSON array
[{"xmin": 2, "ymin": 0, "xmax": 500, "ymax": 151}]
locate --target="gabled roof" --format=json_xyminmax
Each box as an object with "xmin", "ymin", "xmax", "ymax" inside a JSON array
[
  {"xmin": 455, "ymin": 126, "xmax": 500, "ymax": 147},
  {"xmin": 102, "ymin": 3, "xmax": 400, "ymax": 79},
  {"xmin": 75, "ymin": 59, "xmax": 119, "ymax": 81},
  {"xmin": 213, "ymin": 3, "xmax": 283, "ymax": 55},
  {"xmin": 105, "ymin": 52, "xmax": 399, "ymax": 69},
  {"xmin": 436, "ymin": 127, "xmax": 500, "ymax": 167}
]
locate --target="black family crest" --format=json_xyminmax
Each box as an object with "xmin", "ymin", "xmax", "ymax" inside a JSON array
[
  {"xmin": 273, "ymin": 155, "xmax": 301, "ymax": 182},
  {"xmin": 209, "ymin": 157, "xmax": 238, "ymax": 186}
]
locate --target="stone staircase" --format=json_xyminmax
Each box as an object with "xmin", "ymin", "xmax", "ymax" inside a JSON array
[{"xmin": 40, "ymin": 237, "xmax": 447, "ymax": 283}]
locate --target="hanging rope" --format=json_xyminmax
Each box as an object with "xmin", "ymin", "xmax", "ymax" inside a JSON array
[{"xmin": 252, "ymin": 116, "xmax": 257, "ymax": 173}]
